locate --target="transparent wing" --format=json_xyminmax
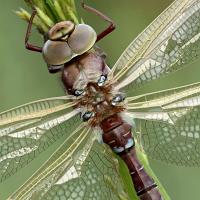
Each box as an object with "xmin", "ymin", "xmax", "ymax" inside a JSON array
[
  {"xmin": 0, "ymin": 96, "xmax": 81, "ymax": 182},
  {"xmin": 126, "ymin": 82, "xmax": 200, "ymax": 166},
  {"xmin": 112, "ymin": 0, "xmax": 200, "ymax": 91},
  {"xmin": 9, "ymin": 125, "xmax": 129, "ymax": 200}
]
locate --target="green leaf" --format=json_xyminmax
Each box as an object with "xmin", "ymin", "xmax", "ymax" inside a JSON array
[
  {"xmin": 17, "ymin": 0, "xmax": 79, "ymax": 34},
  {"xmin": 45, "ymin": 0, "xmax": 60, "ymax": 22},
  {"xmin": 137, "ymin": 150, "xmax": 171, "ymax": 200},
  {"xmin": 118, "ymin": 156, "xmax": 139, "ymax": 200},
  {"xmin": 35, "ymin": 6, "xmax": 54, "ymax": 27}
]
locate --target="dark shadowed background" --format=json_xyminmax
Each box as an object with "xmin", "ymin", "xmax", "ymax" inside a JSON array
[{"xmin": 0, "ymin": 0, "xmax": 200, "ymax": 199}]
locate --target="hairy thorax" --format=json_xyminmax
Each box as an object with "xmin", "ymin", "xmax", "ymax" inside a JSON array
[{"xmin": 61, "ymin": 49, "xmax": 125, "ymax": 126}]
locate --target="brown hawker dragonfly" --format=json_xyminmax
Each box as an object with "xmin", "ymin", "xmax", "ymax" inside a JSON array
[{"xmin": 1, "ymin": 0, "xmax": 200, "ymax": 199}]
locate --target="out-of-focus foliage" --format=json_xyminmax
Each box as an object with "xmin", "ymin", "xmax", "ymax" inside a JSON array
[{"xmin": 16, "ymin": 0, "xmax": 79, "ymax": 34}]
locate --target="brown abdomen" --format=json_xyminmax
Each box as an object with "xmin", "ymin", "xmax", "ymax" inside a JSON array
[{"xmin": 100, "ymin": 114, "xmax": 162, "ymax": 200}]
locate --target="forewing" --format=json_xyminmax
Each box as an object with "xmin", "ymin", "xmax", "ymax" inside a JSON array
[
  {"xmin": 127, "ymin": 82, "xmax": 200, "ymax": 166},
  {"xmin": 9, "ymin": 126, "xmax": 129, "ymax": 200},
  {"xmin": 0, "ymin": 96, "xmax": 81, "ymax": 182},
  {"xmin": 112, "ymin": 0, "xmax": 200, "ymax": 91}
]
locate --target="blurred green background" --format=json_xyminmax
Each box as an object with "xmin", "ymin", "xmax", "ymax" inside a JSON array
[{"xmin": 1, "ymin": 0, "xmax": 200, "ymax": 199}]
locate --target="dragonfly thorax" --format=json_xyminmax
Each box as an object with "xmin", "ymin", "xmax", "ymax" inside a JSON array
[
  {"xmin": 61, "ymin": 49, "xmax": 126, "ymax": 126},
  {"xmin": 75, "ymin": 78, "xmax": 126, "ymax": 126}
]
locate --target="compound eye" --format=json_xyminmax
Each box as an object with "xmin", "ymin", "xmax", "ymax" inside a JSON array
[
  {"xmin": 48, "ymin": 21, "xmax": 75, "ymax": 40},
  {"xmin": 82, "ymin": 111, "xmax": 95, "ymax": 122},
  {"xmin": 43, "ymin": 40, "xmax": 72, "ymax": 65},
  {"xmin": 68, "ymin": 24, "xmax": 97, "ymax": 55}
]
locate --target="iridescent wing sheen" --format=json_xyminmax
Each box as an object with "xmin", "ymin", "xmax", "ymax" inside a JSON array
[
  {"xmin": 0, "ymin": 96, "xmax": 81, "ymax": 182},
  {"xmin": 111, "ymin": 0, "xmax": 200, "ymax": 91},
  {"xmin": 9, "ymin": 125, "xmax": 129, "ymax": 200},
  {"xmin": 126, "ymin": 82, "xmax": 200, "ymax": 166}
]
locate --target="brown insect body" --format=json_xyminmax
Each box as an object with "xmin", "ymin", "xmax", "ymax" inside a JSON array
[
  {"xmin": 100, "ymin": 114, "xmax": 162, "ymax": 200},
  {"xmin": 61, "ymin": 48, "xmax": 162, "ymax": 199}
]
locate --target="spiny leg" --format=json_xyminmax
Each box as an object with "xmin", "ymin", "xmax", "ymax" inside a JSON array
[
  {"xmin": 81, "ymin": 0, "xmax": 116, "ymax": 42},
  {"xmin": 25, "ymin": 9, "xmax": 42, "ymax": 52}
]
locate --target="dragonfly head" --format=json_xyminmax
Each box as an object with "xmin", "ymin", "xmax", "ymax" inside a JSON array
[{"xmin": 42, "ymin": 22, "xmax": 97, "ymax": 66}]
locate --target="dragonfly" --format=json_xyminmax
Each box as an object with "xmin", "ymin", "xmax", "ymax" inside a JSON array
[{"xmin": 1, "ymin": 0, "xmax": 200, "ymax": 199}]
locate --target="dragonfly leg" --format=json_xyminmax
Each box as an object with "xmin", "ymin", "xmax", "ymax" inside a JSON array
[
  {"xmin": 25, "ymin": 9, "xmax": 42, "ymax": 53},
  {"xmin": 81, "ymin": 0, "xmax": 116, "ymax": 42}
]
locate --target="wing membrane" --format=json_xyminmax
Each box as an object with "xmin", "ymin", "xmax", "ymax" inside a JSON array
[
  {"xmin": 9, "ymin": 125, "xmax": 129, "ymax": 200},
  {"xmin": 0, "ymin": 96, "xmax": 81, "ymax": 182},
  {"xmin": 126, "ymin": 82, "xmax": 200, "ymax": 166},
  {"xmin": 112, "ymin": 0, "xmax": 200, "ymax": 91}
]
